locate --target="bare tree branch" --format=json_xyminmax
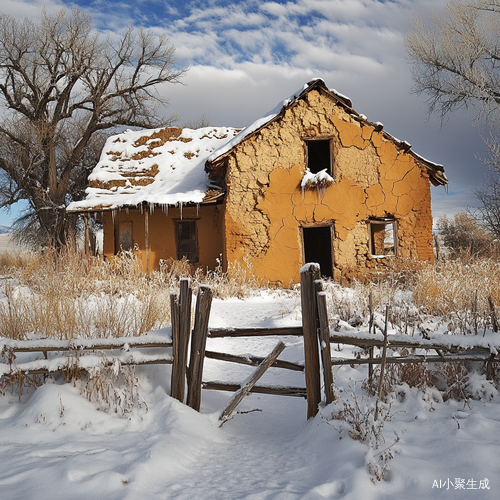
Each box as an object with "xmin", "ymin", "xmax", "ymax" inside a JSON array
[{"xmin": 0, "ymin": 8, "xmax": 187, "ymax": 248}]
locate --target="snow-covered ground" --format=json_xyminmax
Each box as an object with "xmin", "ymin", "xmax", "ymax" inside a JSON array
[{"xmin": 0, "ymin": 291, "xmax": 499, "ymax": 499}]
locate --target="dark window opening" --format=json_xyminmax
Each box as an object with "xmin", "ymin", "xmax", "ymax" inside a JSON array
[
  {"xmin": 115, "ymin": 221, "xmax": 133, "ymax": 253},
  {"xmin": 307, "ymin": 139, "xmax": 331, "ymax": 174},
  {"xmin": 369, "ymin": 220, "xmax": 397, "ymax": 257},
  {"xmin": 177, "ymin": 220, "xmax": 198, "ymax": 262},
  {"xmin": 302, "ymin": 226, "xmax": 333, "ymax": 278}
]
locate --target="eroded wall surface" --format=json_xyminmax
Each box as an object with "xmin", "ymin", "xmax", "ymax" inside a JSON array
[
  {"xmin": 102, "ymin": 204, "xmax": 224, "ymax": 273},
  {"xmin": 222, "ymin": 89, "xmax": 434, "ymax": 285}
]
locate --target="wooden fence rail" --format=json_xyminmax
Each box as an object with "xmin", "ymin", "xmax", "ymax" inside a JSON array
[{"xmin": 0, "ymin": 336, "xmax": 173, "ymax": 377}]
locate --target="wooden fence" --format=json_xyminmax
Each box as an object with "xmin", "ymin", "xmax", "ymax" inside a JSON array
[{"xmin": 2, "ymin": 264, "xmax": 500, "ymax": 422}]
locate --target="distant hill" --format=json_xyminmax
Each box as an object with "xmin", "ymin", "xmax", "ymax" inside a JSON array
[{"xmin": 0, "ymin": 225, "xmax": 11, "ymax": 234}]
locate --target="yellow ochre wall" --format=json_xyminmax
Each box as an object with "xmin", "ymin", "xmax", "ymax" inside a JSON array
[
  {"xmin": 222, "ymin": 89, "xmax": 434, "ymax": 285},
  {"xmin": 102, "ymin": 204, "xmax": 224, "ymax": 272}
]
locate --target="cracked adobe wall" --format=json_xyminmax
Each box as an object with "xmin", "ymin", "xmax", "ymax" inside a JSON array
[{"xmin": 223, "ymin": 89, "xmax": 434, "ymax": 285}]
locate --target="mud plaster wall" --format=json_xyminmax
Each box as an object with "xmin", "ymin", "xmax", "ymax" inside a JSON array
[
  {"xmin": 101, "ymin": 205, "xmax": 224, "ymax": 272},
  {"xmin": 223, "ymin": 89, "xmax": 434, "ymax": 285}
]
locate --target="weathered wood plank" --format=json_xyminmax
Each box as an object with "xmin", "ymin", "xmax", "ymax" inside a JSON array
[
  {"xmin": 170, "ymin": 292, "xmax": 182, "ymax": 402},
  {"xmin": 171, "ymin": 279, "xmax": 192, "ymax": 404},
  {"xmin": 6, "ymin": 357, "xmax": 174, "ymax": 376},
  {"xmin": 331, "ymin": 353, "xmax": 499, "ymax": 365},
  {"xmin": 202, "ymin": 381, "xmax": 306, "ymax": 398},
  {"xmin": 2, "ymin": 340, "xmax": 173, "ymax": 353},
  {"xmin": 315, "ymin": 283, "xmax": 335, "ymax": 404},
  {"xmin": 205, "ymin": 350, "xmax": 304, "ymax": 372},
  {"xmin": 187, "ymin": 286, "xmax": 213, "ymax": 411},
  {"xmin": 329, "ymin": 334, "xmax": 497, "ymax": 353},
  {"xmin": 208, "ymin": 326, "xmax": 303, "ymax": 338},
  {"xmin": 219, "ymin": 341, "xmax": 286, "ymax": 422},
  {"xmin": 301, "ymin": 264, "xmax": 321, "ymax": 419}
]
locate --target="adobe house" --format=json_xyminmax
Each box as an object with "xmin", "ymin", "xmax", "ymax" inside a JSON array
[{"xmin": 68, "ymin": 79, "xmax": 447, "ymax": 284}]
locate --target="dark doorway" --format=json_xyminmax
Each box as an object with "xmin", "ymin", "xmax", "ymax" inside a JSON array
[{"xmin": 302, "ymin": 226, "xmax": 333, "ymax": 278}]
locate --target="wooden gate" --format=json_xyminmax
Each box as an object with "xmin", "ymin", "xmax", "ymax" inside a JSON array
[{"xmin": 172, "ymin": 265, "xmax": 333, "ymax": 421}]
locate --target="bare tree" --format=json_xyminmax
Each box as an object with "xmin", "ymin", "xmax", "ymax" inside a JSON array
[
  {"xmin": 405, "ymin": 0, "xmax": 500, "ymax": 121},
  {"xmin": 472, "ymin": 137, "xmax": 500, "ymax": 237},
  {"xmin": 406, "ymin": 1, "xmax": 500, "ymax": 234},
  {"xmin": 0, "ymin": 8, "xmax": 187, "ymax": 248}
]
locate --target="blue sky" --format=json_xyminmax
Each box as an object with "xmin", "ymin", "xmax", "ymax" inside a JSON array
[{"xmin": 0, "ymin": 0, "xmax": 490, "ymax": 226}]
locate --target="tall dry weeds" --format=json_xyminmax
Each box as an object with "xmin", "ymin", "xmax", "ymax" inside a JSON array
[
  {"xmin": 0, "ymin": 247, "xmax": 266, "ymax": 340},
  {"xmin": 414, "ymin": 259, "xmax": 500, "ymax": 333}
]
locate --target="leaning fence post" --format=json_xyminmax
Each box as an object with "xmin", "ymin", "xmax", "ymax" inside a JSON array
[
  {"xmin": 315, "ymin": 280, "xmax": 335, "ymax": 404},
  {"xmin": 187, "ymin": 285, "xmax": 213, "ymax": 411},
  {"xmin": 301, "ymin": 263, "xmax": 321, "ymax": 419}
]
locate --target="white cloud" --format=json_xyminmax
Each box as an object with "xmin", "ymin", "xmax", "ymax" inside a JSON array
[{"xmin": 0, "ymin": 0, "xmax": 65, "ymax": 18}]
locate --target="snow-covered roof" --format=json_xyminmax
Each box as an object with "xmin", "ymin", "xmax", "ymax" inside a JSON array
[
  {"xmin": 69, "ymin": 79, "xmax": 447, "ymax": 214},
  {"xmin": 67, "ymin": 126, "xmax": 240, "ymax": 212}
]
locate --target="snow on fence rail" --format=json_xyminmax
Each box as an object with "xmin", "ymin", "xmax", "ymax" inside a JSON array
[{"xmin": 0, "ymin": 335, "xmax": 173, "ymax": 377}]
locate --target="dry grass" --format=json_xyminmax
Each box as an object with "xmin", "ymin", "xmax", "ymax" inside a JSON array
[
  {"xmin": 0, "ymin": 247, "xmax": 170, "ymax": 339},
  {"xmin": 413, "ymin": 259, "xmax": 500, "ymax": 334},
  {"xmin": 326, "ymin": 389, "xmax": 398, "ymax": 482},
  {"xmin": 0, "ymin": 247, "xmax": 266, "ymax": 340}
]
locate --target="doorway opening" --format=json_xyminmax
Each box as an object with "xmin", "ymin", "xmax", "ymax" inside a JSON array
[{"xmin": 302, "ymin": 226, "xmax": 333, "ymax": 278}]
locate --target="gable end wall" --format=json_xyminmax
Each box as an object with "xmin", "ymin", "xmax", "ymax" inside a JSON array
[{"xmin": 223, "ymin": 89, "xmax": 434, "ymax": 285}]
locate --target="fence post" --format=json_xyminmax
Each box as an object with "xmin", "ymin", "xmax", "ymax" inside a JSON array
[
  {"xmin": 179, "ymin": 278, "xmax": 193, "ymax": 364},
  {"xmin": 170, "ymin": 279, "xmax": 192, "ymax": 403},
  {"xmin": 315, "ymin": 280, "xmax": 335, "ymax": 404},
  {"xmin": 187, "ymin": 285, "xmax": 213, "ymax": 411},
  {"xmin": 368, "ymin": 290, "xmax": 374, "ymax": 382},
  {"xmin": 375, "ymin": 305, "xmax": 389, "ymax": 421},
  {"xmin": 170, "ymin": 291, "xmax": 182, "ymax": 401},
  {"xmin": 301, "ymin": 263, "xmax": 321, "ymax": 419}
]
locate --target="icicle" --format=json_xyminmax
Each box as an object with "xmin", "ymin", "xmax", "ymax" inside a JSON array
[
  {"xmin": 149, "ymin": 202, "xmax": 154, "ymax": 214},
  {"xmin": 112, "ymin": 208, "xmax": 117, "ymax": 222},
  {"xmin": 196, "ymin": 203, "xmax": 200, "ymax": 217},
  {"xmin": 140, "ymin": 204, "xmax": 143, "ymax": 214},
  {"xmin": 179, "ymin": 201, "xmax": 183, "ymax": 220},
  {"xmin": 125, "ymin": 207, "xmax": 129, "ymax": 214}
]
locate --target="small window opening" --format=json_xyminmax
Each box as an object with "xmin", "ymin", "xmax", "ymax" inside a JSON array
[
  {"xmin": 369, "ymin": 219, "xmax": 397, "ymax": 257},
  {"xmin": 177, "ymin": 220, "xmax": 198, "ymax": 262},
  {"xmin": 115, "ymin": 221, "xmax": 133, "ymax": 253},
  {"xmin": 307, "ymin": 139, "xmax": 331, "ymax": 174}
]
